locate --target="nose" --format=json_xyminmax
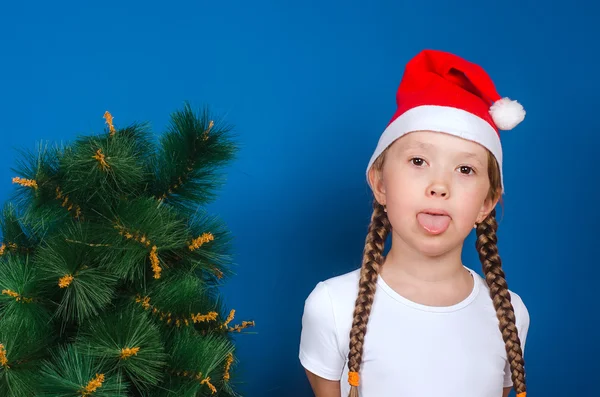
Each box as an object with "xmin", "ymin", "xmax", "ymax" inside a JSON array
[{"xmin": 426, "ymin": 181, "xmax": 450, "ymax": 199}]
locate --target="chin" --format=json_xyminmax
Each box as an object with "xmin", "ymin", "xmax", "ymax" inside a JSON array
[
  {"xmin": 392, "ymin": 227, "xmax": 465, "ymax": 258},
  {"xmin": 413, "ymin": 239, "xmax": 458, "ymax": 258}
]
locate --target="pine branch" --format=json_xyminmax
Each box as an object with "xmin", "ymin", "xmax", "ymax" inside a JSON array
[
  {"xmin": 0, "ymin": 104, "xmax": 251, "ymax": 396},
  {"xmin": 0, "ymin": 254, "xmax": 52, "ymax": 331},
  {"xmin": 75, "ymin": 305, "xmax": 166, "ymax": 393},
  {"xmin": 0, "ymin": 293, "xmax": 52, "ymax": 396},
  {"xmin": 0, "ymin": 202, "xmax": 37, "ymax": 257},
  {"xmin": 133, "ymin": 270, "xmax": 223, "ymax": 330},
  {"xmin": 164, "ymin": 329, "xmax": 235, "ymax": 396},
  {"xmin": 152, "ymin": 103, "xmax": 237, "ymax": 212},
  {"xmin": 60, "ymin": 130, "xmax": 151, "ymax": 205},
  {"xmin": 34, "ymin": 223, "xmax": 118, "ymax": 325},
  {"xmin": 9, "ymin": 142, "xmax": 77, "ymax": 238},
  {"xmin": 101, "ymin": 197, "xmax": 190, "ymax": 282},
  {"xmin": 39, "ymin": 345, "xmax": 128, "ymax": 396},
  {"xmin": 178, "ymin": 208, "xmax": 236, "ymax": 283}
]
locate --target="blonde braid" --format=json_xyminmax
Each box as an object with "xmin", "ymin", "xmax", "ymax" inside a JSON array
[
  {"xmin": 347, "ymin": 200, "xmax": 391, "ymax": 397},
  {"xmin": 476, "ymin": 209, "xmax": 527, "ymax": 396}
]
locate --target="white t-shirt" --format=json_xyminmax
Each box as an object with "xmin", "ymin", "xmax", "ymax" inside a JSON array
[{"xmin": 299, "ymin": 266, "xmax": 530, "ymax": 397}]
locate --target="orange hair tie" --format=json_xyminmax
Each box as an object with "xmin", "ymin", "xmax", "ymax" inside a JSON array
[
  {"xmin": 348, "ymin": 371, "xmax": 360, "ymax": 387},
  {"xmin": 516, "ymin": 393, "xmax": 526, "ymax": 397}
]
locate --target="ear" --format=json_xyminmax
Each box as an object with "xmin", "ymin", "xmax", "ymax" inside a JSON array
[
  {"xmin": 476, "ymin": 195, "xmax": 500, "ymax": 224},
  {"xmin": 368, "ymin": 165, "xmax": 387, "ymax": 206}
]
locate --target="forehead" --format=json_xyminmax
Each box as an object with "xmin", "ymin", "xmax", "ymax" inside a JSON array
[{"xmin": 392, "ymin": 130, "xmax": 489, "ymax": 156}]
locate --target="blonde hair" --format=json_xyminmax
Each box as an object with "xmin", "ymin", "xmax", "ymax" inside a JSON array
[{"xmin": 347, "ymin": 147, "xmax": 527, "ymax": 397}]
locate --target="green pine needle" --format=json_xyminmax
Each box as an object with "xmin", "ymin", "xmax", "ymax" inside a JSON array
[
  {"xmin": 8, "ymin": 141, "xmax": 71, "ymax": 239},
  {"xmin": 152, "ymin": 103, "xmax": 237, "ymax": 211},
  {"xmin": 9, "ymin": 141, "xmax": 62, "ymax": 208},
  {"xmin": 0, "ymin": 104, "xmax": 249, "ymax": 397},
  {"xmin": 53, "ymin": 266, "xmax": 118, "ymax": 324},
  {"xmin": 0, "ymin": 314, "xmax": 51, "ymax": 397},
  {"xmin": 181, "ymin": 209, "xmax": 235, "ymax": 281},
  {"xmin": 76, "ymin": 305, "xmax": 166, "ymax": 392},
  {"xmin": 0, "ymin": 254, "xmax": 52, "ymax": 332},
  {"xmin": 110, "ymin": 123, "xmax": 155, "ymax": 167},
  {"xmin": 59, "ymin": 131, "xmax": 150, "ymax": 204},
  {"xmin": 140, "ymin": 270, "xmax": 223, "ymax": 329},
  {"xmin": 164, "ymin": 329, "xmax": 235, "ymax": 396},
  {"xmin": 39, "ymin": 344, "xmax": 128, "ymax": 397},
  {"xmin": 33, "ymin": 225, "xmax": 118, "ymax": 323},
  {"xmin": 0, "ymin": 366, "xmax": 39, "ymax": 397},
  {"xmin": 99, "ymin": 197, "xmax": 189, "ymax": 282},
  {"xmin": 0, "ymin": 202, "xmax": 38, "ymax": 253}
]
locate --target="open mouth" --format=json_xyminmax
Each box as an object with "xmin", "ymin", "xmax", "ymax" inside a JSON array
[
  {"xmin": 422, "ymin": 210, "xmax": 449, "ymax": 217},
  {"xmin": 417, "ymin": 211, "xmax": 451, "ymax": 235}
]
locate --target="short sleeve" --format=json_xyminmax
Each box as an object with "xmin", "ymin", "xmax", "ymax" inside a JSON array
[
  {"xmin": 299, "ymin": 281, "xmax": 346, "ymax": 381},
  {"xmin": 503, "ymin": 292, "xmax": 531, "ymax": 387}
]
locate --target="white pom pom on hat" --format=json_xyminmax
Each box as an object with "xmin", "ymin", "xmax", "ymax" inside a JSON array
[
  {"xmin": 489, "ymin": 97, "xmax": 526, "ymax": 130},
  {"xmin": 366, "ymin": 49, "xmax": 527, "ymax": 193}
]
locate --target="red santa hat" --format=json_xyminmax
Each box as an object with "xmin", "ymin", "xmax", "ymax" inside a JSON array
[{"xmin": 366, "ymin": 49, "xmax": 525, "ymax": 192}]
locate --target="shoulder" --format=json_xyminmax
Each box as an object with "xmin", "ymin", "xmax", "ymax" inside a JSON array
[
  {"xmin": 300, "ymin": 269, "xmax": 361, "ymax": 379},
  {"xmin": 302, "ymin": 269, "xmax": 361, "ymax": 336},
  {"xmin": 304, "ymin": 269, "xmax": 360, "ymax": 314},
  {"xmin": 321, "ymin": 269, "xmax": 361, "ymax": 298}
]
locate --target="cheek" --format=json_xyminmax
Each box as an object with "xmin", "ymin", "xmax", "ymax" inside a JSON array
[
  {"xmin": 452, "ymin": 184, "xmax": 489, "ymax": 225},
  {"xmin": 383, "ymin": 164, "xmax": 423, "ymax": 193},
  {"xmin": 383, "ymin": 177, "xmax": 423, "ymax": 217}
]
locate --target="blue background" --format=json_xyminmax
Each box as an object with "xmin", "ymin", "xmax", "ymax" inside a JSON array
[{"xmin": 1, "ymin": 0, "xmax": 598, "ymax": 396}]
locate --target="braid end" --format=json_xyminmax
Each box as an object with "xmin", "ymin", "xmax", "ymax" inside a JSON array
[
  {"xmin": 348, "ymin": 371, "xmax": 360, "ymax": 397},
  {"xmin": 348, "ymin": 371, "xmax": 360, "ymax": 387}
]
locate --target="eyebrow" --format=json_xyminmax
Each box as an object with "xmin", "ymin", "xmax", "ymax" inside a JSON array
[
  {"xmin": 400, "ymin": 141, "xmax": 435, "ymax": 151},
  {"xmin": 457, "ymin": 152, "xmax": 481, "ymax": 160},
  {"xmin": 400, "ymin": 141, "xmax": 485, "ymax": 165}
]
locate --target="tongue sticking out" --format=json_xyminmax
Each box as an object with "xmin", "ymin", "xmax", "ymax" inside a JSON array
[{"xmin": 417, "ymin": 213, "xmax": 451, "ymax": 235}]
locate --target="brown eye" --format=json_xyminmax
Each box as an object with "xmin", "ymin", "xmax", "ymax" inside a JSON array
[
  {"xmin": 411, "ymin": 158, "xmax": 425, "ymax": 166},
  {"xmin": 459, "ymin": 166, "xmax": 474, "ymax": 175}
]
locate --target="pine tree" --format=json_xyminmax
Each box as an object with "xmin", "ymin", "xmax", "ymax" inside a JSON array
[{"xmin": 0, "ymin": 104, "xmax": 254, "ymax": 397}]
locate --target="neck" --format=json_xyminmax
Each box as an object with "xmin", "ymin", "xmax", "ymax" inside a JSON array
[{"xmin": 381, "ymin": 229, "xmax": 467, "ymax": 283}]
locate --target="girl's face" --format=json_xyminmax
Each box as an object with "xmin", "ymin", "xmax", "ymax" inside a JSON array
[{"xmin": 369, "ymin": 130, "xmax": 498, "ymax": 257}]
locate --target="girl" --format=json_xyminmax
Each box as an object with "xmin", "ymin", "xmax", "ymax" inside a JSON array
[{"xmin": 299, "ymin": 49, "xmax": 530, "ymax": 397}]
